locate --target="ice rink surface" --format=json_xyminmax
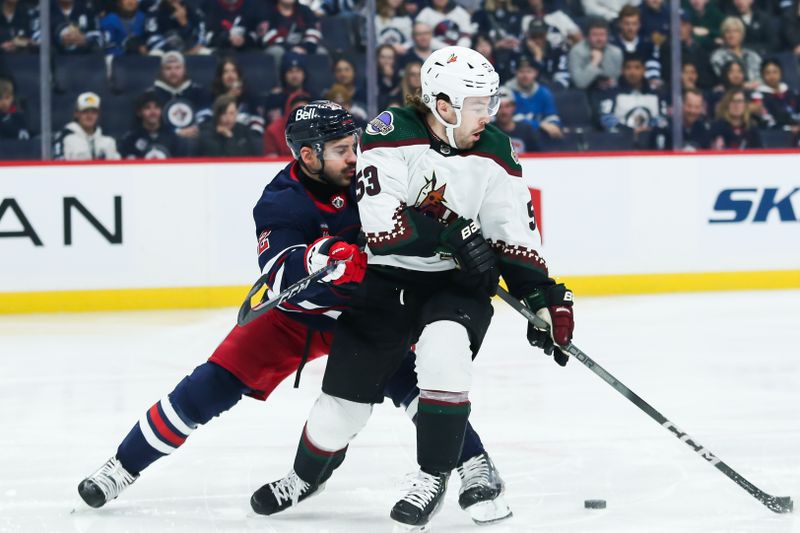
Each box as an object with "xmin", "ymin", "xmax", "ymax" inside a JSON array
[{"xmin": 1, "ymin": 290, "xmax": 799, "ymax": 533}]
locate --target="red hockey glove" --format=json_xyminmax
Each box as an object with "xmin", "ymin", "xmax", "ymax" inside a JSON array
[
  {"xmin": 304, "ymin": 237, "xmax": 367, "ymax": 286},
  {"xmin": 523, "ymin": 283, "xmax": 574, "ymax": 367}
]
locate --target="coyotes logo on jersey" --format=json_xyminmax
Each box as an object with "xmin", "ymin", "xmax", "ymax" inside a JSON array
[{"xmin": 413, "ymin": 171, "xmax": 459, "ymax": 225}]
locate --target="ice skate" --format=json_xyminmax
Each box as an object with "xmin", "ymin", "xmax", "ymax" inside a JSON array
[
  {"xmin": 457, "ymin": 452, "xmax": 512, "ymax": 524},
  {"xmin": 250, "ymin": 469, "xmax": 324, "ymax": 515},
  {"xmin": 77, "ymin": 456, "xmax": 139, "ymax": 508},
  {"xmin": 390, "ymin": 470, "xmax": 448, "ymax": 532}
]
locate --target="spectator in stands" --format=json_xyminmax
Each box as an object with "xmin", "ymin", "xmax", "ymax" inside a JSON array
[
  {"xmin": 568, "ymin": 17, "xmax": 623, "ymax": 91},
  {"xmin": 471, "ymin": 0, "xmax": 522, "ymax": 52},
  {"xmin": 263, "ymin": 90, "xmax": 308, "ymax": 156},
  {"xmin": 51, "ymin": 0, "xmax": 103, "ymax": 54},
  {"xmin": 376, "ymin": 44, "xmax": 401, "ymax": 109},
  {"xmin": 728, "ymin": 0, "xmax": 776, "ymax": 56},
  {"xmin": 651, "ymin": 88, "xmax": 712, "ymax": 149},
  {"xmin": 100, "ymin": 0, "xmax": 146, "ymax": 56},
  {"xmin": 581, "ymin": 0, "xmax": 631, "ymax": 22},
  {"xmin": 684, "ymin": 0, "xmax": 724, "ymax": 49},
  {"xmin": 640, "ymin": 0, "xmax": 670, "ymax": 44},
  {"xmin": 612, "ymin": 5, "xmax": 664, "ymax": 89},
  {"xmin": 710, "ymin": 88, "xmax": 763, "ymax": 148},
  {"xmin": 519, "ymin": 0, "xmax": 582, "ymax": 50},
  {"xmin": 400, "ymin": 22, "xmax": 434, "ymax": 69},
  {"xmin": 0, "ymin": 78, "xmax": 28, "ymax": 139},
  {"xmin": 757, "ymin": 58, "xmax": 800, "ymax": 132},
  {"xmin": 375, "ymin": 0, "xmax": 413, "ymax": 54},
  {"xmin": 264, "ymin": 51, "xmax": 308, "ymax": 124},
  {"xmin": 415, "ymin": 0, "xmax": 473, "ymax": 49},
  {"xmin": 708, "ymin": 59, "xmax": 757, "ymax": 113},
  {"xmin": 472, "ymin": 33, "xmax": 502, "ymax": 78},
  {"xmin": 678, "ymin": 10, "xmax": 713, "ymax": 89},
  {"xmin": 331, "ymin": 57, "xmax": 366, "ymax": 107},
  {"xmin": 504, "ymin": 54, "xmax": 563, "ymax": 139},
  {"xmin": 205, "ymin": 0, "xmax": 262, "ymax": 52},
  {"xmin": 593, "ymin": 53, "xmax": 667, "ymax": 146},
  {"xmin": 520, "ymin": 19, "xmax": 572, "ymax": 89},
  {"xmin": 198, "ymin": 93, "xmax": 261, "ymax": 157},
  {"xmin": 53, "ymin": 92, "xmax": 120, "ymax": 160},
  {"xmin": 1, "ymin": 0, "xmax": 33, "ymax": 52},
  {"xmin": 145, "ymin": 0, "xmax": 208, "ymax": 55},
  {"xmin": 782, "ymin": 0, "xmax": 800, "ymax": 58},
  {"xmin": 119, "ymin": 90, "xmax": 182, "ymax": 158},
  {"xmin": 325, "ymin": 83, "xmax": 367, "ymax": 127},
  {"xmin": 261, "ymin": 0, "xmax": 322, "ymax": 60},
  {"xmin": 711, "ymin": 17, "xmax": 763, "ymax": 87},
  {"xmin": 211, "ymin": 56, "xmax": 265, "ymax": 136},
  {"xmin": 494, "ymin": 87, "xmax": 539, "ymax": 152},
  {"xmin": 152, "ymin": 51, "xmax": 212, "ymax": 139},
  {"xmin": 401, "ymin": 60, "xmax": 422, "ymax": 102},
  {"xmin": 682, "ymin": 60, "xmax": 701, "ymax": 91}
]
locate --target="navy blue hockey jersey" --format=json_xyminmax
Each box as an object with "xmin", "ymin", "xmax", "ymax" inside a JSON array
[{"xmin": 253, "ymin": 161, "xmax": 360, "ymax": 331}]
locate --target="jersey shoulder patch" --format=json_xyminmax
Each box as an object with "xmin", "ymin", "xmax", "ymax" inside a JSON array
[
  {"xmin": 361, "ymin": 106, "xmax": 428, "ymax": 150},
  {"xmin": 471, "ymin": 124, "xmax": 523, "ymax": 177}
]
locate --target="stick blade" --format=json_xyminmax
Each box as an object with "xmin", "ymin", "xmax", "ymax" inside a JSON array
[{"xmin": 765, "ymin": 496, "xmax": 793, "ymax": 514}]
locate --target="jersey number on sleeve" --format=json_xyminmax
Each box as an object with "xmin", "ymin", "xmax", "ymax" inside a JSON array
[{"xmin": 355, "ymin": 165, "xmax": 381, "ymax": 202}]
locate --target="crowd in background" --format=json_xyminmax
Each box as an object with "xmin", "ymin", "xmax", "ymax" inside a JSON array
[{"xmin": 1, "ymin": 0, "xmax": 800, "ymax": 160}]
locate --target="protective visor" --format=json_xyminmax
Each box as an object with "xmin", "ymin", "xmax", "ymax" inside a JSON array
[
  {"xmin": 320, "ymin": 130, "xmax": 362, "ymax": 160},
  {"xmin": 459, "ymin": 95, "xmax": 501, "ymax": 119}
]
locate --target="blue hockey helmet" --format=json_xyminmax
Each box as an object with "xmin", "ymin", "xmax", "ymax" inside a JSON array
[{"xmin": 284, "ymin": 100, "xmax": 359, "ymax": 160}]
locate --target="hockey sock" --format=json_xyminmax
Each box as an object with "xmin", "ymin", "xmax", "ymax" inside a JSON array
[
  {"xmin": 459, "ymin": 422, "xmax": 486, "ymax": 465},
  {"xmin": 116, "ymin": 362, "xmax": 247, "ymax": 475},
  {"xmin": 293, "ymin": 424, "xmax": 347, "ymax": 486},
  {"xmin": 417, "ymin": 390, "xmax": 471, "ymax": 473}
]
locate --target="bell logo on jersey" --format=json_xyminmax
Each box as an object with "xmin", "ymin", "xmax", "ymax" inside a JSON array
[
  {"xmin": 414, "ymin": 171, "xmax": 458, "ymax": 225},
  {"xmin": 257, "ymin": 229, "xmax": 271, "ymax": 255}
]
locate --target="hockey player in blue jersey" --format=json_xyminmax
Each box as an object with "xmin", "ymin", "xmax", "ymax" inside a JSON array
[{"xmin": 77, "ymin": 101, "xmax": 511, "ymax": 525}]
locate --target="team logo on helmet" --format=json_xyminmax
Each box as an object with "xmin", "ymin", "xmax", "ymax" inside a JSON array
[
  {"xmin": 447, "ymin": 53, "xmax": 458, "ymax": 64},
  {"xmin": 366, "ymin": 111, "xmax": 395, "ymax": 136}
]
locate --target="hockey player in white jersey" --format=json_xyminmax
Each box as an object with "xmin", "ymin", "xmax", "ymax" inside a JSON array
[{"xmin": 251, "ymin": 46, "xmax": 576, "ymax": 531}]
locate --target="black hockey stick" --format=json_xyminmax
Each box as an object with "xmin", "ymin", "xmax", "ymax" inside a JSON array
[
  {"xmin": 237, "ymin": 262, "xmax": 343, "ymax": 326},
  {"xmin": 495, "ymin": 286, "xmax": 794, "ymax": 514}
]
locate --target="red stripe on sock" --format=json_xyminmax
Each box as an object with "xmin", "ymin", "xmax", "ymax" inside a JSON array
[
  {"xmin": 148, "ymin": 404, "xmax": 187, "ymax": 447},
  {"xmin": 301, "ymin": 424, "xmax": 344, "ymax": 458},
  {"xmin": 418, "ymin": 397, "xmax": 470, "ymax": 407}
]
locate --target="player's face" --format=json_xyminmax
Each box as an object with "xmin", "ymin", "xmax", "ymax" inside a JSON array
[
  {"xmin": 320, "ymin": 134, "xmax": 359, "ymax": 187},
  {"xmin": 455, "ymin": 95, "xmax": 498, "ymax": 148}
]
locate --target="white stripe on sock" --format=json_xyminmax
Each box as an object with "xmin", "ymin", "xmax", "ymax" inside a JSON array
[
  {"xmin": 160, "ymin": 396, "xmax": 195, "ymax": 435},
  {"xmin": 138, "ymin": 415, "xmax": 177, "ymax": 455}
]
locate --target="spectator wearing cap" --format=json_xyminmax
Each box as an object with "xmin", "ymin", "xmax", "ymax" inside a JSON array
[
  {"xmin": 520, "ymin": 18, "xmax": 572, "ymax": 89},
  {"xmin": 264, "ymin": 52, "xmax": 308, "ymax": 124},
  {"xmin": 519, "ymin": 0, "xmax": 582, "ymax": 50},
  {"xmin": 152, "ymin": 50, "xmax": 212, "ymax": 139},
  {"xmin": 211, "ymin": 56, "xmax": 265, "ymax": 136},
  {"xmin": 51, "ymin": 0, "xmax": 103, "ymax": 54},
  {"xmin": 100, "ymin": 0, "xmax": 146, "ymax": 57},
  {"xmin": 376, "ymin": 44, "xmax": 401, "ymax": 109},
  {"xmin": 325, "ymin": 83, "xmax": 367, "ymax": 127},
  {"xmin": 640, "ymin": 0, "xmax": 670, "ymax": 44},
  {"xmin": 399, "ymin": 22, "xmax": 435, "ymax": 70},
  {"xmin": 650, "ymin": 88, "xmax": 712, "ymax": 149},
  {"xmin": 710, "ymin": 87, "xmax": 763, "ymax": 148},
  {"xmin": 568, "ymin": 17, "xmax": 623, "ymax": 91},
  {"xmin": 756, "ymin": 58, "xmax": 800, "ymax": 132},
  {"xmin": 611, "ymin": 5, "xmax": 664, "ymax": 89},
  {"xmin": 119, "ymin": 90, "xmax": 182, "ymax": 159},
  {"xmin": 504, "ymin": 54, "xmax": 563, "ymax": 139},
  {"xmin": 375, "ymin": 0, "xmax": 413, "ymax": 55},
  {"xmin": 684, "ymin": 0, "xmax": 724, "ymax": 50},
  {"xmin": 263, "ymin": 90, "xmax": 309, "ymax": 156},
  {"xmin": 0, "ymin": 78, "xmax": 29, "ymax": 140},
  {"xmin": 728, "ymin": 0, "xmax": 776, "ymax": 56},
  {"xmin": 261, "ymin": 0, "xmax": 322, "ymax": 60},
  {"xmin": 494, "ymin": 87, "xmax": 540, "ymax": 152},
  {"xmin": 471, "ymin": 0, "xmax": 522, "ymax": 51},
  {"xmin": 53, "ymin": 92, "xmax": 120, "ymax": 160},
  {"xmin": 144, "ymin": 0, "xmax": 208, "ymax": 55},
  {"xmin": 198, "ymin": 94, "xmax": 262, "ymax": 157},
  {"xmin": 0, "ymin": 0, "xmax": 33, "ymax": 52},
  {"xmin": 205, "ymin": 0, "xmax": 262, "ymax": 52},
  {"xmin": 710, "ymin": 17, "xmax": 762, "ymax": 89},
  {"xmin": 581, "ymin": 0, "xmax": 636, "ymax": 22},
  {"xmin": 592, "ymin": 53, "xmax": 667, "ymax": 145},
  {"xmin": 415, "ymin": 0, "xmax": 473, "ymax": 49}
]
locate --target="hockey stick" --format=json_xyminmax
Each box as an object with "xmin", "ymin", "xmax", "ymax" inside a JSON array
[
  {"xmin": 237, "ymin": 262, "xmax": 344, "ymax": 326},
  {"xmin": 495, "ymin": 286, "xmax": 794, "ymax": 514}
]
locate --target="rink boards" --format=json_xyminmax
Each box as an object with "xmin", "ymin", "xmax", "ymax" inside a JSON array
[{"xmin": 1, "ymin": 151, "xmax": 798, "ymax": 313}]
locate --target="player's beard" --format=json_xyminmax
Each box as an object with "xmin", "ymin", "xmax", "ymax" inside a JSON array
[{"xmin": 322, "ymin": 164, "xmax": 356, "ymax": 188}]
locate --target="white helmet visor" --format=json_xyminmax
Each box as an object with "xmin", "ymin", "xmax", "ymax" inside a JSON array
[
  {"xmin": 459, "ymin": 95, "xmax": 500, "ymax": 120},
  {"xmin": 320, "ymin": 131, "xmax": 361, "ymax": 160}
]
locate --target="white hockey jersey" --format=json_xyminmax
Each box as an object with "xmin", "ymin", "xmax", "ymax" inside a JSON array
[{"xmin": 357, "ymin": 106, "xmax": 551, "ymax": 297}]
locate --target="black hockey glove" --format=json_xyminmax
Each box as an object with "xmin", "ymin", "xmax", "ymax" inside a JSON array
[
  {"xmin": 437, "ymin": 218, "xmax": 496, "ymax": 276},
  {"xmin": 523, "ymin": 283, "xmax": 574, "ymax": 367}
]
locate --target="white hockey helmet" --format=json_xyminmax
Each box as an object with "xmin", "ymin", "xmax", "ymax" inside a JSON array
[{"xmin": 420, "ymin": 46, "xmax": 500, "ymax": 147}]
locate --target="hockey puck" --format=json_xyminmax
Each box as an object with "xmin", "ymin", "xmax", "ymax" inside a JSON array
[{"xmin": 584, "ymin": 499, "xmax": 607, "ymax": 509}]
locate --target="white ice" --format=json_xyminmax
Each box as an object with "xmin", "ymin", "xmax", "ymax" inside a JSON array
[{"xmin": 1, "ymin": 290, "xmax": 799, "ymax": 533}]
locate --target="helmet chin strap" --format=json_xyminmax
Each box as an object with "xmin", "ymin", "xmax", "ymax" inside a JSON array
[{"xmin": 431, "ymin": 106, "xmax": 463, "ymax": 149}]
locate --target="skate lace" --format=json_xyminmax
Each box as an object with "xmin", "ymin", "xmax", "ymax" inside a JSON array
[
  {"xmin": 270, "ymin": 470, "xmax": 310, "ymax": 506},
  {"xmin": 400, "ymin": 472, "xmax": 442, "ymax": 511},
  {"xmin": 90, "ymin": 458, "xmax": 136, "ymax": 500},
  {"xmin": 458, "ymin": 454, "xmax": 490, "ymax": 491}
]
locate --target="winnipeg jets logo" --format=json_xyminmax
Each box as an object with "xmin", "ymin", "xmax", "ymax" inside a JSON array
[
  {"xmin": 257, "ymin": 229, "xmax": 271, "ymax": 255},
  {"xmin": 331, "ymin": 194, "xmax": 345, "ymax": 210},
  {"xmin": 414, "ymin": 172, "xmax": 458, "ymax": 225}
]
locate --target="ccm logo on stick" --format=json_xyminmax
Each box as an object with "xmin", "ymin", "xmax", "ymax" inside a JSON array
[{"xmin": 710, "ymin": 187, "xmax": 800, "ymax": 223}]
